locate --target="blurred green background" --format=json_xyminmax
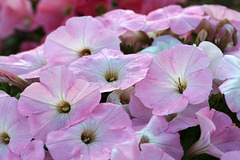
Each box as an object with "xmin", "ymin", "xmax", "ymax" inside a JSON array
[{"xmin": 183, "ymin": 0, "xmax": 240, "ymax": 11}]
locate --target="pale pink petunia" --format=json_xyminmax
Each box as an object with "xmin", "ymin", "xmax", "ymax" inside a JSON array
[
  {"xmin": 46, "ymin": 103, "xmax": 135, "ymax": 160},
  {"xmin": 166, "ymin": 100, "xmax": 208, "ymax": 133},
  {"xmin": 225, "ymin": 44, "xmax": 240, "ymax": 58},
  {"xmin": 135, "ymin": 44, "xmax": 212, "ymax": 116},
  {"xmin": 136, "ymin": 115, "xmax": 183, "ymax": 160},
  {"xmin": 128, "ymin": 92, "xmax": 152, "ymax": 131},
  {"xmin": 44, "ymin": 16, "xmax": 120, "ymax": 67},
  {"xmin": 201, "ymin": 4, "xmax": 240, "ymax": 25},
  {"xmin": 0, "ymin": 96, "xmax": 32, "ymax": 160},
  {"xmin": 198, "ymin": 41, "xmax": 223, "ymax": 79},
  {"xmin": 0, "ymin": 45, "xmax": 47, "ymax": 79},
  {"xmin": 111, "ymin": 137, "xmax": 174, "ymax": 160},
  {"xmin": 201, "ymin": 5, "xmax": 240, "ymax": 43},
  {"xmin": 198, "ymin": 41, "xmax": 223, "ymax": 94},
  {"xmin": 0, "ymin": 0, "xmax": 37, "ymax": 39},
  {"xmin": 97, "ymin": 9, "xmax": 146, "ymax": 36},
  {"xmin": 20, "ymin": 140, "xmax": 45, "ymax": 160},
  {"xmin": 216, "ymin": 55, "xmax": 240, "ymax": 120},
  {"xmin": 18, "ymin": 66, "xmax": 101, "ymax": 142},
  {"xmin": 143, "ymin": 5, "xmax": 204, "ymax": 34},
  {"xmin": 221, "ymin": 151, "xmax": 240, "ymax": 160},
  {"xmin": 107, "ymin": 86, "xmax": 135, "ymax": 116},
  {"xmin": 69, "ymin": 49, "xmax": 152, "ymax": 92},
  {"xmin": 187, "ymin": 107, "xmax": 240, "ymax": 158}
]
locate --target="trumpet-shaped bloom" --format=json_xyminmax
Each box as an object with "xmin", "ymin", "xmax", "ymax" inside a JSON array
[
  {"xmin": 216, "ymin": 55, "xmax": 240, "ymax": 120},
  {"xmin": 135, "ymin": 44, "xmax": 212, "ymax": 116},
  {"xmin": 46, "ymin": 103, "xmax": 135, "ymax": 160},
  {"xmin": 136, "ymin": 116, "xmax": 183, "ymax": 160},
  {"xmin": 143, "ymin": 5, "xmax": 204, "ymax": 34},
  {"xmin": 0, "ymin": 96, "xmax": 32, "ymax": 159},
  {"xmin": 187, "ymin": 107, "xmax": 240, "ymax": 158},
  {"xmin": 97, "ymin": 9, "xmax": 146, "ymax": 36},
  {"xmin": 107, "ymin": 86, "xmax": 135, "ymax": 116},
  {"xmin": 18, "ymin": 66, "xmax": 101, "ymax": 142},
  {"xmin": 198, "ymin": 41, "xmax": 223, "ymax": 79},
  {"xmin": 44, "ymin": 16, "xmax": 120, "ymax": 67},
  {"xmin": 0, "ymin": 45, "xmax": 47, "ymax": 79},
  {"xmin": 111, "ymin": 137, "xmax": 174, "ymax": 160},
  {"xmin": 69, "ymin": 49, "xmax": 152, "ymax": 92}
]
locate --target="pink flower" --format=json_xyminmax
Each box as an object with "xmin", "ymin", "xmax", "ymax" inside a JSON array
[
  {"xmin": 216, "ymin": 55, "xmax": 240, "ymax": 120},
  {"xmin": 166, "ymin": 100, "xmax": 208, "ymax": 133},
  {"xmin": 18, "ymin": 66, "xmax": 101, "ymax": 142},
  {"xmin": 44, "ymin": 16, "xmax": 120, "ymax": 67},
  {"xmin": 186, "ymin": 107, "xmax": 240, "ymax": 158},
  {"xmin": 114, "ymin": 0, "xmax": 186, "ymax": 14},
  {"xmin": 20, "ymin": 140, "xmax": 45, "ymax": 160},
  {"xmin": 75, "ymin": 0, "xmax": 110, "ymax": 17},
  {"xmin": 46, "ymin": 103, "xmax": 135, "ymax": 160},
  {"xmin": 221, "ymin": 151, "xmax": 240, "ymax": 160},
  {"xmin": 135, "ymin": 44, "xmax": 212, "ymax": 116},
  {"xmin": 36, "ymin": 0, "xmax": 80, "ymax": 33},
  {"xmin": 136, "ymin": 115, "xmax": 183, "ymax": 160},
  {"xmin": 0, "ymin": 0, "xmax": 37, "ymax": 39},
  {"xmin": 128, "ymin": 91, "xmax": 152, "ymax": 131},
  {"xmin": 0, "ymin": 96, "xmax": 32, "ymax": 159},
  {"xmin": 107, "ymin": 86, "xmax": 135, "ymax": 116},
  {"xmin": 143, "ymin": 5, "xmax": 204, "ymax": 34},
  {"xmin": 0, "ymin": 45, "xmax": 47, "ymax": 79},
  {"xmin": 69, "ymin": 49, "xmax": 152, "ymax": 92},
  {"xmin": 111, "ymin": 138, "xmax": 174, "ymax": 160},
  {"xmin": 97, "ymin": 9, "xmax": 146, "ymax": 36}
]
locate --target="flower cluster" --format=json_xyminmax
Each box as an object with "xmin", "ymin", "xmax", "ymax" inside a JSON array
[{"xmin": 0, "ymin": 1, "xmax": 240, "ymax": 160}]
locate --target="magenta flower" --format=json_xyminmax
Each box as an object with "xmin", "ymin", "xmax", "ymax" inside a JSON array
[
  {"xmin": 0, "ymin": 0, "xmax": 37, "ymax": 39},
  {"xmin": 97, "ymin": 9, "xmax": 146, "ymax": 36},
  {"xmin": 135, "ymin": 44, "xmax": 212, "ymax": 116},
  {"xmin": 136, "ymin": 116, "xmax": 183, "ymax": 160},
  {"xmin": 69, "ymin": 49, "xmax": 152, "ymax": 92},
  {"xmin": 18, "ymin": 66, "xmax": 101, "ymax": 142},
  {"xmin": 143, "ymin": 5, "xmax": 204, "ymax": 34},
  {"xmin": 111, "ymin": 138, "xmax": 174, "ymax": 160},
  {"xmin": 46, "ymin": 103, "xmax": 135, "ymax": 160},
  {"xmin": 187, "ymin": 107, "xmax": 240, "ymax": 158},
  {"xmin": 0, "ymin": 96, "xmax": 32, "ymax": 159},
  {"xmin": 44, "ymin": 16, "xmax": 120, "ymax": 67},
  {"xmin": 36, "ymin": 0, "xmax": 79, "ymax": 33}
]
